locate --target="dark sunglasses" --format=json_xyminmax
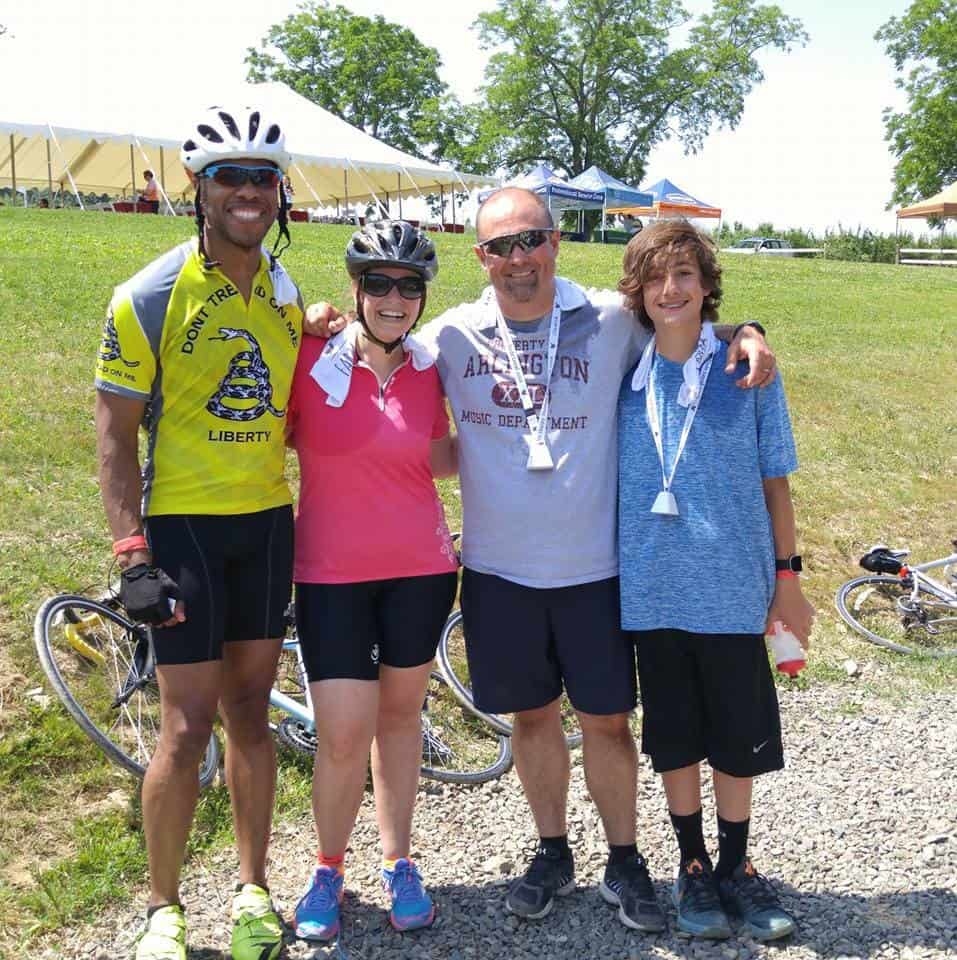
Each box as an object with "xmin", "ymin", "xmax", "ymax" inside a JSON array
[
  {"xmin": 359, "ymin": 273, "xmax": 427, "ymax": 299},
  {"xmin": 200, "ymin": 163, "xmax": 282, "ymax": 189},
  {"xmin": 479, "ymin": 228, "xmax": 554, "ymax": 258}
]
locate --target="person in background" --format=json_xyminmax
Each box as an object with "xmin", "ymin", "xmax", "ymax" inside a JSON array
[{"xmin": 139, "ymin": 169, "xmax": 160, "ymax": 213}]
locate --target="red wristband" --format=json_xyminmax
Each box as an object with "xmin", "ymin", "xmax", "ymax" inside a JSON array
[
  {"xmin": 776, "ymin": 570, "xmax": 798, "ymax": 580},
  {"xmin": 112, "ymin": 535, "xmax": 148, "ymax": 556}
]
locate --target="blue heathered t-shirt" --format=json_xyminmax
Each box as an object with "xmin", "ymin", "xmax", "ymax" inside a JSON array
[{"xmin": 618, "ymin": 339, "xmax": 798, "ymax": 634}]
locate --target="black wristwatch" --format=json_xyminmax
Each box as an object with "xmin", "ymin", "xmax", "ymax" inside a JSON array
[
  {"xmin": 732, "ymin": 320, "xmax": 767, "ymax": 339},
  {"xmin": 775, "ymin": 554, "xmax": 803, "ymax": 573}
]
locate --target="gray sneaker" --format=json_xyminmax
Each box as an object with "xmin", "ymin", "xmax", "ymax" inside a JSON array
[
  {"xmin": 505, "ymin": 845, "xmax": 575, "ymax": 920},
  {"xmin": 599, "ymin": 853, "xmax": 666, "ymax": 932},
  {"xmin": 718, "ymin": 857, "xmax": 796, "ymax": 941},
  {"xmin": 672, "ymin": 858, "xmax": 731, "ymax": 939}
]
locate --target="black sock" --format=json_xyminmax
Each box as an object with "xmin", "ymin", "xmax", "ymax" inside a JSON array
[
  {"xmin": 715, "ymin": 815, "xmax": 750, "ymax": 878},
  {"xmin": 670, "ymin": 808, "xmax": 709, "ymax": 866},
  {"xmin": 607, "ymin": 843, "xmax": 639, "ymax": 866},
  {"xmin": 539, "ymin": 834, "xmax": 571, "ymax": 857}
]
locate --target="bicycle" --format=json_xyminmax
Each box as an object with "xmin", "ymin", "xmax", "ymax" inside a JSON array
[
  {"xmin": 34, "ymin": 589, "xmax": 512, "ymax": 788},
  {"xmin": 835, "ymin": 541, "xmax": 957, "ymax": 657},
  {"xmin": 34, "ymin": 591, "xmax": 221, "ymax": 787}
]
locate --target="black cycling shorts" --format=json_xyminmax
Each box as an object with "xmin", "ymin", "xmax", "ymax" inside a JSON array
[
  {"xmin": 460, "ymin": 569, "xmax": 637, "ymax": 716},
  {"xmin": 635, "ymin": 629, "xmax": 784, "ymax": 778},
  {"xmin": 144, "ymin": 505, "xmax": 293, "ymax": 665},
  {"xmin": 295, "ymin": 572, "xmax": 457, "ymax": 683}
]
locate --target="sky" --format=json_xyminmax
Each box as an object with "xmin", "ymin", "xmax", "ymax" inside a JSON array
[{"xmin": 0, "ymin": 0, "xmax": 934, "ymax": 234}]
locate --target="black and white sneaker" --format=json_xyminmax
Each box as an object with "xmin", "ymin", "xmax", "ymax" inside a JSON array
[
  {"xmin": 505, "ymin": 845, "xmax": 575, "ymax": 920},
  {"xmin": 600, "ymin": 853, "xmax": 667, "ymax": 932}
]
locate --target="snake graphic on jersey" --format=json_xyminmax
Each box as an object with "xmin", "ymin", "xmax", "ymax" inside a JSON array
[
  {"xmin": 98, "ymin": 311, "xmax": 140, "ymax": 368},
  {"xmin": 207, "ymin": 327, "xmax": 286, "ymax": 422}
]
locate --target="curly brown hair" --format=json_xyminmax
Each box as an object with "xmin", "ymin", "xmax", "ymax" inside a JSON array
[{"xmin": 618, "ymin": 220, "xmax": 722, "ymax": 330}]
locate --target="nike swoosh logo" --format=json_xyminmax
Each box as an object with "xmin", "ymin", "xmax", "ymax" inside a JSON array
[{"xmin": 752, "ymin": 740, "xmax": 769, "ymax": 753}]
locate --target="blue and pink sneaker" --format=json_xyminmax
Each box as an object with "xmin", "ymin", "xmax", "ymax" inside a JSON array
[
  {"xmin": 294, "ymin": 866, "xmax": 344, "ymax": 942},
  {"xmin": 381, "ymin": 859, "xmax": 435, "ymax": 931}
]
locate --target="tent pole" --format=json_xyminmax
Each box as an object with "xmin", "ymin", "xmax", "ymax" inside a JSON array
[
  {"xmin": 440, "ymin": 185, "xmax": 445, "ymax": 228},
  {"xmin": 344, "ymin": 169, "xmax": 351, "ymax": 222},
  {"xmin": 46, "ymin": 124, "xmax": 84, "ymax": 210},
  {"xmin": 9, "ymin": 135, "xmax": 16, "ymax": 205},
  {"xmin": 397, "ymin": 173, "xmax": 402, "ymax": 219},
  {"xmin": 895, "ymin": 217, "xmax": 900, "ymax": 265},
  {"xmin": 347, "ymin": 159, "xmax": 389, "ymax": 223},
  {"xmin": 46, "ymin": 138, "xmax": 53, "ymax": 202},
  {"xmin": 159, "ymin": 146, "xmax": 166, "ymax": 202},
  {"xmin": 292, "ymin": 162, "xmax": 321, "ymax": 208},
  {"xmin": 130, "ymin": 144, "xmax": 136, "ymax": 202}
]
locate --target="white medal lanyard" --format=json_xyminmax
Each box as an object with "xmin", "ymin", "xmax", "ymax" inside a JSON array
[
  {"xmin": 495, "ymin": 297, "xmax": 562, "ymax": 471},
  {"xmin": 645, "ymin": 337, "xmax": 715, "ymax": 516}
]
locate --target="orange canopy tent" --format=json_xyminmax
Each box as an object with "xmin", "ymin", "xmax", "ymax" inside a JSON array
[
  {"xmin": 615, "ymin": 178, "xmax": 722, "ymax": 220},
  {"xmin": 896, "ymin": 182, "xmax": 957, "ymax": 219}
]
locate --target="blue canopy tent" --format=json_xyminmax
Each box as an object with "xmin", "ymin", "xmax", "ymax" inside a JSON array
[
  {"xmin": 567, "ymin": 165, "xmax": 653, "ymax": 212},
  {"xmin": 567, "ymin": 165, "xmax": 653, "ymax": 241},
  {"xmin": 478, "ymin": 164, "xmax": 604, "ymax": 218}
]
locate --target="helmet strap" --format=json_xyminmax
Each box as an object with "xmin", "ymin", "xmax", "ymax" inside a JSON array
[
  {"xmin": 268, "ymin": 186, "xmax": 291, "ymax": 269},
  {"xmin": 356, "ymin": 302, "xmax": 406, "ymax": 355},
  {"xmin": 195, "ymin": 182, "xmax": 221, "ymax": 270}
]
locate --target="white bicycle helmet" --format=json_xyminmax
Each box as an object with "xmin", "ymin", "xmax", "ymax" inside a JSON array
[{"xmin": 181, "ymin": 106, "xmax": 291, "ymax": 173}]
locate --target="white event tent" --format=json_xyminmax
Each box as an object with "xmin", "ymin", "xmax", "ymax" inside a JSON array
[{"xmin": 0, "ymin": 81, "xmax": 497, "ymax": 219}]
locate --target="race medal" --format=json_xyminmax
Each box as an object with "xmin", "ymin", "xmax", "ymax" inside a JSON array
[
  {"xmin": 651, "ymin": 490, "xmax": 679, "ymax": 516},
  {"xmin": 525, "ymin": 435, "xmax": 555, "ymax": 471},
  {"xmin": 493, "ymin": 296, "xmax": 562, "ymax": 475}
]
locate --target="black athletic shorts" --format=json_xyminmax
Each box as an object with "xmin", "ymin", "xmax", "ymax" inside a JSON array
[
  {"xmin": 295, "ymin": 572, "xmax": 457, "ymax": 683},
  {"xmin": 144, "ymin": 505, "xmax": 294, "ymax": 665},
  {"xmin": 634, "ymin": 629, "xmax": 784, "ymax": 778},
  {"xmin": 460, "ymin": 569, "xmax": 637, "ymax": 716}
]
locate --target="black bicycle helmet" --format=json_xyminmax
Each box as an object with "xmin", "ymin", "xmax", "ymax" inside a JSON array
[{"xmin": 345, "ymin": 220, "xmax": 438, "ymax": 281}]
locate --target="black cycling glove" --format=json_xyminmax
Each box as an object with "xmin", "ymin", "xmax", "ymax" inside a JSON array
[{"xmin": 120, "ymin": 563, "xmax": 182, "ymax": 624}]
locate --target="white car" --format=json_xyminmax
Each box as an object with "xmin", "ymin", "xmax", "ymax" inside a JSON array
[{"xmin": 724, "ymin": 237, "xmax": 795, "ymax": 256}]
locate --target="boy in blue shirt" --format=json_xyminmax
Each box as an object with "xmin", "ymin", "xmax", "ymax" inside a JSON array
[{"xmin": 617, "ymin": 221, "xmax": 814, "ymax": 941}]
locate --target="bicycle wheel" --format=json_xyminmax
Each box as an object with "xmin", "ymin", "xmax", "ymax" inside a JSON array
[
  {"xmin": 437, "ymin": 610, "xmax": 584, "ymax": 748},
  {"xmin": 835, "ymin": 576, "xmax": 957, "ymax": 657},
  {"xmin": 420, "ymin": 672, "xmax": 513, "ymax": 784},
  {"xmin": 34, "ymin": 594, "xmax": 220, "ymax": 787}
]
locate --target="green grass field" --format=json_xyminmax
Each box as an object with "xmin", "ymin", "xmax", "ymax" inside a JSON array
[{"xmin": 0, "ymin": 207, "xmax": 954, "ymax": 949}]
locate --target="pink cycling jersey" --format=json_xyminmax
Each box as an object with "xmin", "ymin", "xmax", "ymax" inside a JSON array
[{"xmin": 288, "ymin": 336, "xmax": 458, "ymax": 583}]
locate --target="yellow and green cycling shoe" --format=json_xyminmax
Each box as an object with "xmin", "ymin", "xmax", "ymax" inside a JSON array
[
  {"xmin": 231, "ymin": 882, "xmax": 284, "ymax": 960},
  {"xmin": 134, "ymin": 904, "xmax": 187, "ymax": 960}
]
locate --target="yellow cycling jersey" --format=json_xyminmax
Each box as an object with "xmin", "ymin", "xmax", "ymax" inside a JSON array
[{"xmin": 95, "ymin": 240, "xmax": 303, "ymax": 516}]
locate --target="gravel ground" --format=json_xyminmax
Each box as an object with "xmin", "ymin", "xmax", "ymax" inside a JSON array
[{"xmin": 45, "ymin": 683, "xmax": 956, "ymax": 960}]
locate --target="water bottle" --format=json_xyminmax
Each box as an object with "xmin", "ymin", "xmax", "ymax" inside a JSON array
[{"xmin": 767, "ymin": 621, "xmax": 806, "ymax": 677}]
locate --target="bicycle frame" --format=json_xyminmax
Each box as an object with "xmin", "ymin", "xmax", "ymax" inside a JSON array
[
  {"xmin": 905, "ymin": 552, "xmax": 957, "ymax": 603},
  {"xmin": 269, "ymin": 636, "xmax": 315, "ymax": 729}
]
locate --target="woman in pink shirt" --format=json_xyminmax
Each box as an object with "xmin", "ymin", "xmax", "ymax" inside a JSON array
[{"xmin": 287, "ymin": 222, "xmax": 458, "ymax": 942}]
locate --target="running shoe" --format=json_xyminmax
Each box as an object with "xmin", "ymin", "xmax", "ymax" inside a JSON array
[
  {"xmin": 294, "ymin": 866, "xmax": 344, "ymax": 942},
  {"xmin": 672, "ymin": 858, "xmax": 732, "ymax": 939},
  {"xmin": 231, "ymin": 883, "xmax": 283, "ymax": 960},
  {"xmin": 134, "ymin": 904, "xmax": 186, "ymax": 960},
  {"xmin": 718, "ymin": 857, "xmax": 797, "ymax": 941},
  {"xmin": 600, "ymin": 852, "xmax": 667, "ymax": 932},
  {"xmin": 505, "ymin": 844, "xmax": 575, "ymax": 920},
  {"xmin": 382, "ymin": 858, "xmax": 435, "ymax": 931}
]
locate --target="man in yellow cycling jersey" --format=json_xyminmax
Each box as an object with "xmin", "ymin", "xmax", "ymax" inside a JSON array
[{"xmin": 95, "ymin": 105, "xmax": 303, "ymax": 960}]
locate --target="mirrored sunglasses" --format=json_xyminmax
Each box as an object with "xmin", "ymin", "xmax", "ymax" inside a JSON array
[
  {"xmin": 479, "ymin": 228, "xmax": 553, "ymax": 258},
  {"xmin": 359, "ymin": 273, "xmax": 427, "ymax": 299},
  {"xmin": 200, "ymin": 164, "xmax": 282, "ymax": 189}
]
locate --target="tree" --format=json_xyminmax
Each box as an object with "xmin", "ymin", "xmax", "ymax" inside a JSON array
[
  {"xmin": 876, "ymin": 0, "xmax": 957, "ymax": 206},
  {"xmin": 437, "ymin": 0, "xmax": 806, "ymax": 183},
  {"xmin": 246, "ymin": 2, "xmax": 448, "ymax": 159}
]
